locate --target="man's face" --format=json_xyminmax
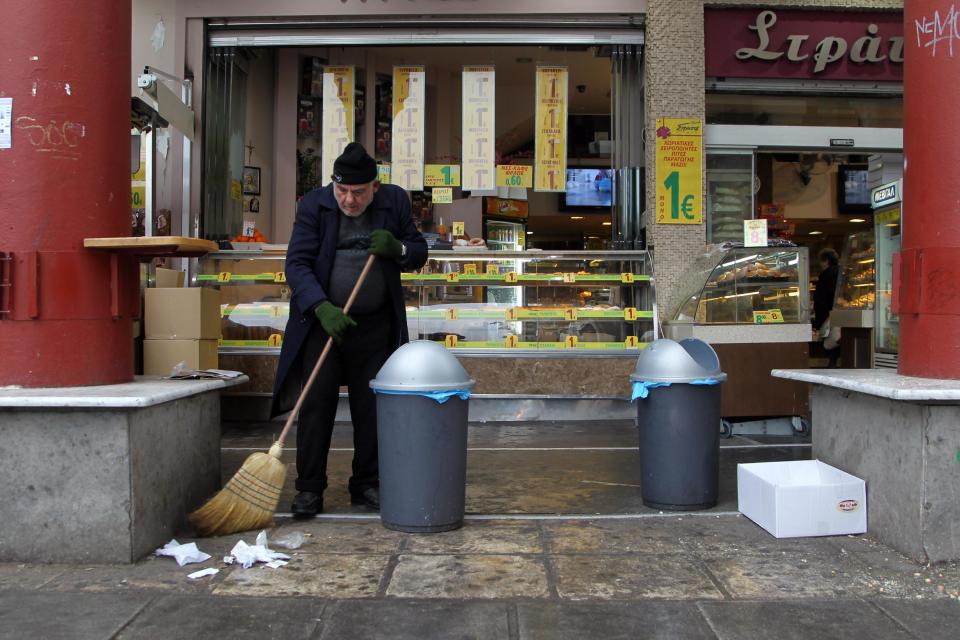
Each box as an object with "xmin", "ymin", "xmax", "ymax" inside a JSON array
[{"xmin": 333, "ymin": 180, "xmax": 379, "ymax": 217}]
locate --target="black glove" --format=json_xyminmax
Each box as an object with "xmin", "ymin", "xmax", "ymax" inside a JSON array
[{"xmin": 314, "ymin": 301, "xmax": 357, "ymax": 340}]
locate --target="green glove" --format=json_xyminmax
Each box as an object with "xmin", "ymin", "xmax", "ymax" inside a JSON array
[
  {"xmin": 314, "ymin": 301, "xmax": 357, "ymax": 340},
  {"xmin": 369, "ymin": 228, "xmax": 403, "ymax": 260}
]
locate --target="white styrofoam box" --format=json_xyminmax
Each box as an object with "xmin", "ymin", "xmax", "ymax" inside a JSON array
[{"xmin": 737, "ymin": 460, "xmax": 866, "ymax": 538}]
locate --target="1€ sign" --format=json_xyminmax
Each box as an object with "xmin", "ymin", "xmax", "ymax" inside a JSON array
[{"xmin": 655, "ymin": 118, "xmax": 703, "ymax": 225}]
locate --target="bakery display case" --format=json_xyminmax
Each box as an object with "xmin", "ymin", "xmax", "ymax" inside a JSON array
[
  {"xmin": 671, "ymin": 246, "xmax": 809, "ymax": 326},
  {"xmin": 833, "ymin": 230, "xmax": 876, "ymax": 324},
  {"xmin": 706, "ymin": 152, "xmax": 754, "ymax": 244}
]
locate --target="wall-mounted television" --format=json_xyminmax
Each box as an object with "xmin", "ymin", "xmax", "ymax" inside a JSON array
[
  {"xmin": 837, "ymin": 164, "xmax": 872, "ymax": 213},
  {"xmin": 560, "ymin": 167, "xmax": 614, "ymax": 211}
]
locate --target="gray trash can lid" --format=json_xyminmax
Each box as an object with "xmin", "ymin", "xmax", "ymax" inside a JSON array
[
  {"xmin": 629, "ymin": 338, "xmax": 727, "ymax": 384},
  {"xmin": 370, "ymin": 340, "xmax": 477, "ymax": 392}
]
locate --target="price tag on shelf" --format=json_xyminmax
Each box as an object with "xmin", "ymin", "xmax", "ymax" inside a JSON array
[
  {"xmin": 504, "ymin": 271, "xmax": 518, "ymax": 283},
  {"xmin": 486, "ymin": 263, "xmax": 500, "ymax": 275},
  {"xmin": 464, "ymin": 263, "xmax": 477, "ymax": 275},
  {"xmin": 273, "ymin": 271, "xmax": 286, "ymax": 283},
  {"xmin": 505, "ymin": 335, "xmax": 519, "ymax": 348},
  {"xmin": 753, "ymin": 308, "xmax": 784, "ymax": 324},
  {"xmin": 452, "ymin": 221, "xmax": 465, "ymax": 236},
  {"xmin": 267, "ymin": 334, "xmax": 283, "ymax": 347},
  {"xmin": 564, "ymin": 307, "xmax": 578, "ymax": 321},
  {"xmin": 623, "ymin": 307, "xmax": 638, "ymax": 321},
  {"xmin": 744, "ymin": 219, "xmax": 768, "ymax": 248},
  {"xmin": 565, "ymin": 335, "xmax": 579, "ymax": 349},
  {"xmin": 217, "ymin": 272, "xmax": 232, "ymax": 283},
  {"xmin": 445, "ymin": 272, "xmax": 460, "ymax": 283},
  {"xmin": 445, "ymin": 308, "xmax": 459, "ymax": 321},
  {"xmin": 620, "ymin": 272, "xmax": 635, "ymax": 283},
  {"xmin": 625, "ymin": 336, "xmax": 639, "ymax": 348},
  {"xmin": 444, "ymin": 334, "xmax": 459, "ymax": 348},
  {"xmin": 562, "ymin": 272, "xmax": 577, "ymax": 284},
  {"xmin": 506, "ymin": 307, "xmax": 519, "ymax": 321}
]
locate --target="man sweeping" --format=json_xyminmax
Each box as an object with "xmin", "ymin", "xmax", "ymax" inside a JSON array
[{"xmin": 272, "ymin": 142, "xmax": 427, "ymax": 517}]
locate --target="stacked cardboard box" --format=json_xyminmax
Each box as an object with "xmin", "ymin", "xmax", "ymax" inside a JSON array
[{"xmin": 144, "ymin": 286, "xmax": 221, "ymax": 376}]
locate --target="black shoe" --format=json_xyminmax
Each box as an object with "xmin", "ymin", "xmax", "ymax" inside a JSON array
[
  {"xmin": 291, "ymin": 491, "xmax": 322, "ymax": 518},
  {"xmin": 350, "ymin": 487, "xmax": 380, "ymax": 510}
]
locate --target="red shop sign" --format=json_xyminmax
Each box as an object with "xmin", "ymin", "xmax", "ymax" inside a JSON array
[{"xmin": 705, "ymin": 8, "xmax": 903, "ymax": 81}]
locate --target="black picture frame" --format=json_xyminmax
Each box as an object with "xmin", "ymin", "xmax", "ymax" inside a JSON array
[{"xmin": 242, "ymin": 166, "xmax": 261, "ymax": 195}]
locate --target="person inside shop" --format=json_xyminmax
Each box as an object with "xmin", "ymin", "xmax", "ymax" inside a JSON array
[
  {"xmin": 271, "ymin": 142, "xmax": 428, "ymax": 518},
  {"xmin": 813, "ymin": 247, "xmax": 841, "ymax": 364}
]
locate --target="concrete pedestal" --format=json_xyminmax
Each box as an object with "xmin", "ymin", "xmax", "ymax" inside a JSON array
[
  {"xmin": 0, "ymin": 376, "xmax": 247, "ymax": 564},
  {"xmin": 771, "ymin": 369, "xmax": 960, "ymax": 564}
]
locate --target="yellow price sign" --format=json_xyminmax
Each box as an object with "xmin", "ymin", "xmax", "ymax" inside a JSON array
[
  {"xmin": 506, "ymin": 307, "xmax": 518, "ymax": 321},
  {"xmin": 486, "ymin": 263, "xmax": 500, "ymax": 275},
  {"xmin": 217, "ymin": 272, "xmax": 232, "ymax": 283},
  {"xmin": 620, "ymin": 273, "xmax": 635, "ymax": 283},
  {"xmin": 565, "ymin": 335, "xmax": 579, "ymax": 348},
  {"xmin": 625, "ymin": 335, "xmax": 639, "ymax": 348},
  {"xmin": 562, "ymin": 273, "xmax": 577, "ymax": 284},
  {"xmin": 464, "ymin": 264, "xmax": 477, "ymax": 275},
  {"xmin": 445, "ymin": 272, "xmax": 460, "ymax": 283},
  {"xmin": 753, "ymin": 309, "xmax": 785, "ymax": 324},
  {"xmin": 444, "ymin": 334, "xmax": 459, "ymax": 348},
  {"xmin": 424, "ymin": 164, "xmax": 461, "ymax": 187},
  {"xmin": 131, "ymin": 186, "xmax": 145, "ymax": 209},
  {"xmin": 432, "ymin": 187, "xmax": 453, "ymax": 204},
  {"xmin": 504, "ymin": 271, "xmax": 518, "ymax": 283},
  {"xmin": 624, "ymin": 307, "xmax": 638, "ymax": 321},
  {"xmin": 445, "ymin": 307, "xmax": 459, "ymax": 321},
  {"xmin": 273, "ymin": 271, "xmax": 286, "ymax": 283},
  {"xmin": 505, "ymin": 335, "xmax": 519, "ymax": 348},
  {"xmin": 495, "ymin": 164, "xmax": 533, "ymax": 188},
  {"xmin": 452, "ymin": 222, "xmax": 465, "ymax": 236},
  {"xmin": 564, "ymin": 307, "xmax": 578, "ymax": 321},
  {"xmin": 267, "ymin": 333, "xmax": 283, "ymax": 347}
]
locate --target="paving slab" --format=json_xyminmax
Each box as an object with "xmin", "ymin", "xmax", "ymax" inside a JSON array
[
  {"xmin": 401, "ymin": 520, "xmax": 543, "ymax": 555},
  {"xmin": 182, "ymin": 520, "xmax": 402, "ymax": 557},
  {"xmin": 551, "ymin": 553, "xmax": 723, "ymax": 601},
  {"xmin": 117, "ymin": 594, "xmax": 323, "ymax": 640},
  {"xmin": 869, "ymin": 599, "xmax": 960, "ymax": 639},
  {"xmin": 0, "ymin": 562, "xmax": 70, "ymax": 590},
  {"xmin": 46, "ymin": 556, "xmax": 221, "ymax": 594},
  {"xmin": 0, "ymin": 591, "xmax": 151, "ymax": 640},
  {"xmin": 697, "ymin": 599, "xmax": 915, "ymax": 640},
  {"xmin": 212, "ymin": 553, "xmax": 388, "ymax": 598},
  {"xmin": 543, "ymin": 518, "xmax": 689, "ymax": 555},
  {"xmin": 517, "ymin": 600, "xmax": 716, "ymax": 640},
  {"xmin": 386, "ymin": 554, "xmax": 549, "ymax": 599},
  {"xmin": 318, "ymin": 599, "xmax": 511, "ymax": 640}
]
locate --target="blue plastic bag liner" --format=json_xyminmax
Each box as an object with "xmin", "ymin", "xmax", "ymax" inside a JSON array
[
  {"xmin": 373, "ymin": 388, "xmax": 470, "ymax": 404},
  {"xmin": 631, "ymin": 378, "xmax": 721, "ymax": 401}
]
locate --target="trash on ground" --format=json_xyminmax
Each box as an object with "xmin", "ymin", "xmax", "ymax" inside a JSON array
[
  {"xmin": 187, "ymin": 567, "xmax": 219, "ymax": 580},
  {"xmin": 223, "ymin": 555, "xmax": 235, "ymax": 564},
  {"xmin": 230, "ymin": 531, "xmax": 291, "ymax": 569},
  {"xmin": 271, "ymin": 531, "xmax": 307, "ymax": 550},
  {"xmin": 155, "ymin": 539, "xmax": 211, "ymax": 567},
  {"xmin": 264, "ymin": 560, "xmax": 288, "ymax": 569}
]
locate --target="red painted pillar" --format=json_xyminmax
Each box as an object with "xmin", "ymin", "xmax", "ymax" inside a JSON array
[
  {"xmin": 897, "ymin": 1, "xmax": 960, "ymax": 378},
  {"xmin": 0, "ymin": 1, "xmax": 136, "ymax": 386}
]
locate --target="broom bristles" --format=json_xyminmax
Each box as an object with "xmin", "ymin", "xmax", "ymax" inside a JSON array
[{"xmin": 189, "ymin": 445, "xmax": 287, "ymax": 537}]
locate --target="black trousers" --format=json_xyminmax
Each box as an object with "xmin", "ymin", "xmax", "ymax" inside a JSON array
[{"xmin": 295, "ymin": 309, "xmax": 393, "ymax": 495}]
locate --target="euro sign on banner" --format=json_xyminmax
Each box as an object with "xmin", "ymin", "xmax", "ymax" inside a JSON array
[{"xmin": 655, "ymin": 118, "xmax": 702, "ymax": 225}]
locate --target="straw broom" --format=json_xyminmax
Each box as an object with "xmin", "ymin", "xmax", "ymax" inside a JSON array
[{"xmin": 189, "ymin": 254, "xmax": 377, "ymax": 537}]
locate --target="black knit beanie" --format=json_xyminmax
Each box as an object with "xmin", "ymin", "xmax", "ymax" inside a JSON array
[{"xmin": 332, "ymin": 142, "xmax": 378, "ymax": 185}]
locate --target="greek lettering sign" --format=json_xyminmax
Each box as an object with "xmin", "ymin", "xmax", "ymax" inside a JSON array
[
  {"xmin": 704, "ymin": 9, "xmax": 903, "ymax": 81},
  {"xmin": 655, "ymin": 118, "xmax": 702, "ymax": 225}
]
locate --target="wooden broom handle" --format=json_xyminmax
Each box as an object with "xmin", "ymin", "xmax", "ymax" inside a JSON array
[{"xmin": 275, "ymin": 254, "xmax": 377, "ymax": 447}]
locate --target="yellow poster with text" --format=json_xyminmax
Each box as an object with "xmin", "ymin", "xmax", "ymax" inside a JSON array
[
  {"xmin": 534, "ymin": 67, "xmax": 568, "ymax": 192},
  {"xmin": 462, "ymin": 66, "xmax": 496, "ymax": 191},
  {"xmin": 322, "ymin": 66, "xmax": 355, "ymax": 185},
  {"xmin": 496, "ymin": 165, "xmax": 533, "ymax": 188},
  {"xmin": 424, "ymin": 164, "xmax": 461, "ymax": 187},
  {"xmin": 655, "ymin": 118, "xmax": 702, "ymax": 224},
  {"xmin": 392, "ymin": 66, "xmax": 426, "ymax": 191}
]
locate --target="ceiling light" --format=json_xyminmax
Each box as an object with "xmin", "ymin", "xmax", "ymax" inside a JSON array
[
  {"xmin": 602, "ymin": 221, "xmax": 611, "ymax": 226},
  {"xmin": 849, "ymin": 218, "xmax": 866, "ymax": 223},
  {"xmin": 808, "ymin": 230, "xmax": 823, "ymax": 235},
  {"xmin": 570, "ymin": 216, "xmax": 583, "ymax": 220},
  {"xmin": 526, "ymin": 231, "xmax": 533, "ymax": 235}
]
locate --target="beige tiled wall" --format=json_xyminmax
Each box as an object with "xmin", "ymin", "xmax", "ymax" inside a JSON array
[{"xmin": 644, "ymin": 0, "xmax": 903, "ymax": 321}]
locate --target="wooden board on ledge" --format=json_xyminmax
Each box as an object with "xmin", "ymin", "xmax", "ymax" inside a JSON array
[{"xmin": 84, "ymin": 236, "xmax": 219, "ymax": 258}]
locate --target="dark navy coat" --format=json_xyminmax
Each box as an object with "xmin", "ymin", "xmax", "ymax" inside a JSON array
[{"xmin": 270, "ymin": 183, "xmax": 428, "ymax": 417}]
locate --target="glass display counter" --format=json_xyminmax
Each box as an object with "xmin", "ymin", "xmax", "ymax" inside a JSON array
[
  {"xmin": 832, "ymin": 230, "xmax": 876, "ymax": 329},
  {"xmin": 195, "ymin": 250, "xmax": 656, "ymax": 354}
]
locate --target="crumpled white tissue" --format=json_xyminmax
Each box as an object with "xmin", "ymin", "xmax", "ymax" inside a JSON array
[
  {"xmin": 229, "ymin": 531, "xmax": 291, "ymax": 569},
  {"xmin": 187, "ymin": 567, "xmax": 219, "ymax": 580},
  {"xmin": 155, "ymin": 539, "xmax": 211, "ymax": 567}
]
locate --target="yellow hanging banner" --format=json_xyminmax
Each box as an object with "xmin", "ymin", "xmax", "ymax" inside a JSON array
[
  {"xmin": 655, "ymin": 118, "xmax": 703, "ymax": 225},
  {"xmin": 392, "ymin": 66, "xmax": 426, "ymax": 191},
  {"xmin": 534, "ymin": 66, "xmax": 568, "ymax": 192},
  {"xmin": 462, "ymin": 65, "xmax": 496, "ymax": 191},
  {"xmin": 321, "ymin": 66, "xmax": 355, "ymax": 185}
]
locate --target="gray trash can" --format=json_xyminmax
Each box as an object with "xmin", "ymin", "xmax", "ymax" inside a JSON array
[
  {"xmin": 370, "ymin": 340, "xmax": 476, "ymax": 532},
  {"xmin": 630, "ymin": 338, "xmax": 727, "ymax": 510}
]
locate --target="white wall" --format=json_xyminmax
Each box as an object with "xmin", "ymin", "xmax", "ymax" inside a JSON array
[{"xmin": 244, "ymin": 50, "xmax": 277, "ymax": 242}]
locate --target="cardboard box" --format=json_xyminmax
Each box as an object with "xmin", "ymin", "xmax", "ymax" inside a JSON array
[
  {"xmin": 145, "ymin": 288, "xmax": 221, "ymax": 340},
  {"xmin": 738, "ymin": 460, "xmax": 866, "ymax": 538},
  {"xmin": 143, "ymin": 339, "xmax": 219, "ymax": 377},
  {"xmin": 155, "ymin": 267, "xmax": 185, "ymax": 288}
]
